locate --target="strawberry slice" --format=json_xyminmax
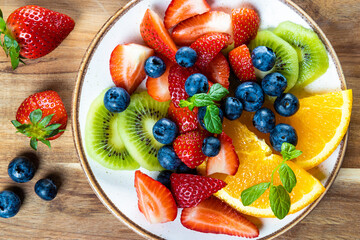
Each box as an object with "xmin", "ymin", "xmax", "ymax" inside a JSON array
[
  {"xmin": 190, "ymin": 32, "xmax": 231, "ymax": 70},
  {"xmin": 173, "ymin": 130, "xmax": 209, "ymax": 168},
  {"xmin": 229, "ymin": 45, "xmax": 256, "ymax": 82},
  {"xmin": 181, "ymin": 196, "xmax": 259, "ymax": 238},
  {"xmin": 206, "ymin": 132, "xmax": 240, "ymax": 176},
  {"xmin": 134, "ymin": 170, "xmax": 177, "ymax": 224},
  {"xmin": 140, "ymin": 9, "xmax": 178, "ymax": 63},
  {"xmin": 164, "ymin": 0, "xmax": 211, "ymax": 29},
  {"xmin": 168, "ymin": 102, "xmax": 198, "ymax": 133},
  {"xmin": 172, "ymin": 11, "xmax": 232, "ymax": 46},
  {"xmin": 146, "ymin": 58, "xmax": 174, "ymax": 102},
  {"xmin": 232, "ymin": 8, "xmax": 260, "ymax": 47},
  {"xmin": 170, "ymin": 174, "xmax": 226, "ymax": 208},
  {"xmin": 110, "ymin": 43, "xmax": 154, "ymax": 94},
  {"xmin": 203, "ymin": 53, "xmax": 230, "ymax": 89}
]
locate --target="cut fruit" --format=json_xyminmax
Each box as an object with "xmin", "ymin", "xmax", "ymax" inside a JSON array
[
  {"xmin": 273, "ymin": 21, "xmax": 329, "ymax": 89},
  {"xmin": 118, "ymin": 92, "xmax": 170, "ymax": 171},
  {"xmin": 203, "ymin": 53, "xmax": 230, "ymax": 89},
  {"xmin": 248, "ymin": 30, "xmax": 299, "ymax": 92},
  {"xmin": 85, "ymin": 89, "xmax": 139, "ymax": 170},
  {"xmin": 202, "ymin": 119, "xmax": 325, "ymax": 218}
]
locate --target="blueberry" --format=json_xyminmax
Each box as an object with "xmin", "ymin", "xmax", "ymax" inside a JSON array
[
  {"xmin": 34, "ymin": 179, "xmax": 58, "ymax": 201},
  {"xmin": 274, "ymin": 93, "xmax": 300, "ymax": 117},
  {"xmin": 270, "ymin": 124, "xmax": 298, "ymax": 152},
  {"xmin": 144, "ymin": 56, "xmax": 166, "ymax": 78},
  {"xmin": 202, "ymin": 136, "xmax": 221, "ymax": 157},
  {"xmin": 198, "ymin": 106, "xmax": 224, "ymax": 130},
  {"xmin": 156, "ymin": 170, "xmax": 173, "ymax": 189},
  {"xmin": 235, "ymin": 82, "xmax": 264, "ymax": 112},
  {"xmin": 0, "ymin": 191, "xmax": 21, "ymax": 218},
  {"xmin": 153, "ymin": 118, "xmax": 178, "ymax": 144},
  {"xmin": 251, "ymin": 46, "xmax": 276, "ymax": 71},
  {"xmin": 261, "ymin": 73, "xmax": 288, "ymax": 97},
  {"xmin": 175, "ymin": 47, "xmax": 197, "ymax": 68},
  {"xmin": 176, "ymin": 162, "xmax": 197, "ymax": 174},
  {"xmin": 222, "ymin": 97, "xmax": 243, "ymax": 120},
  {"xmin": 157, "ymin": 145, "xmax": 182, "ymax": 171},
  {"xmin": 104, "ymin": 87, "xmax": 130, "ymax": 113},
  {"xmin": 253, "ymin": 108, "xmax": 276, "ymax": 133},
  {"xmin": 185, "ymin": 73, "xmax": 209, "ymax": 97},
  {"xmin": 8, "ymin": 156, "xmax": 36, "ymax": 183}
]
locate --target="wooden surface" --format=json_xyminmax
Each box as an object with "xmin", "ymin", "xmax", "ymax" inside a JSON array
[{"xmin": 0, "ymin": 0, "xmax": 359, "ymax": 239}]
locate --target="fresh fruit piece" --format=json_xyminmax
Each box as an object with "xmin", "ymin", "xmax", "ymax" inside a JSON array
[
  {"xmin": 8, "ymin": 156, "xmax": 36, "ymax": 183},
  {"xmin": 206, "ymin": 132, "xmax": 239, "ymax": 176},
  {"xmin": 261, "ymin": 72, "xmax": 287, "ymax": 97},
  {"xmin": 119, "ymin": 92, "xmax": 170, "ymax": 171},
  {"xmin": 144, "ymin": 56, "xmax": 166, "ymax": 78},
  {"xmin": 190, "ymin": 32, "xmax": 231, "ymax": 69},
  {"xmin": 175, "ymin": 47, "xmax": 197, "ymax": 68},
  {"xmin": 146, "ymin": 59, "xmax": 173, "ymax": 102},
  {"xmin": 185, "ymin": 73, "xmax": 209, "ymax": 97},
  {"xmin": 168, "ymin": 102, "xmax": 198, "ymax": 133},
  {"xmin": 164, "ymin": 0, "xmax": 211, "ymax": 29},
  {"xmin": 140, "ymin": 9, "xmax": 177, "ymax": 62},
  {"xmin": 235, "ymin": 82, "xmax": 264, "ymax": 112},
  {"xmin": 168, "ymin": 64, "xmax": 199, "ymax": 107},
  {"xmin": 222, "ymin": 97, "xmax": 243, "ymax": 120},
  {"xmin": 85, "ymin": 89, "xmax": 139, "ymax": 170},
  {"xmin": 181, "ymin": 196, "xmax": 259, "ymax": 238},
  {"xmin": 252, "ymin": 108, "xmax": 276, "ymax": 133},
  {"xmin": 197, "ymin": 106, "xmax": 224, "ymax": 131},
  {"xmin": 172, "ymin": 11, "xmax": 232, "ymax": 45},
  {"xmin": 203, "ymin": 53, "xmax": 230, "ymax": 89},
  {"xmin": 207, "ymin": 119, "xmax": 325, "ymax": 217},
  {"xmin": 202, "ymin": 136, "xmax": 221, "ymax": 157},
  {"xmin": 34, "ymin": 178, "xmax": 57, "ymax": 201},
  {"xmin": 104, "ymin": 87, "xmax": 130, "ymax": 113},
  {"xmin": 156, "ymin": 170, "xmax": 173, "ymax": 189},
  {"xmin": 273, "ymin": 21, "xmax": 329, "ymax": 89},
  {"xmin": 0, "ymin": 191, "xmax": 21, "ymax": 218},
  {"xmin": 251, "ymin": 46, "xmax": 276, "ymax": 71},
  {"xmin": 173, "ymin": 130, "xmax": 208, "ymax": 168},
  {"xmin": 158, "ymin": 145, "xmax": 182, "ymax": 171},
  {"xmin": 229, "ymin": 45, "xmax": 256, "ymax": 82},
  {"xmin": 134, "ymin": 170, "xmax": 177, "ymax": 223},
  {"xmin": 110, "ymin": 43, "xmax": 153, "ymax": 94},
  {"xmin": 231, "ymin": 8, "xmax": 260, "ymax": 47},
  {"xmin": 11, "ymin": 90, "xmax": 67, "ymax": 150},
  {"xmin": 170, "ymin": 173, "xmax": 226, "ymax": 207},
  {"xmin": 1, "ymin": 5, "xmax": 75, "ymax": 69},
  {"xmin": 270, "ymin": 123, "xmax": 298, "ymax": 151},
  {"xmin": 274, "ymin": 93, "xmax": 300, "ymax": 117},
  {"xmin": 248, "ymin": 30, "xmax": 299, "ymax": 92},
  {"xmin": 152, "ymin": 118, "xmax": 178, "ymax": 144}
]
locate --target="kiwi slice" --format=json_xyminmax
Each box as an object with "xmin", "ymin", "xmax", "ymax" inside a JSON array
[
  {"xmin": 273, "ymin": 21, "xmax": 329, "ymax": 89},
  {"xmin": 248, "ymin": 30, "xmax": 299, "ymax": 92},
  {"xmin": 118, "ymin": 92, "xmax": 170, "ymax": 171},
  {"xmin": 85, "ymin": 89, "xmax": 139, "ymax": 170}
]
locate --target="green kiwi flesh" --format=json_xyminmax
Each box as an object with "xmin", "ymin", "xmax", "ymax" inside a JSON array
[
  {"xmin": 118, "ymin": 92, "xmax": 170, "ymax": 171},
  {"xmin": 273, "ymin": 21, "xmax": 329, "ymax": 89},
  {"xmin": 248, "ymin": 30, "xmax": 299, "ymax": 92},
  {"xmin": 85, "ymin": 89, "xmax": 139, "ymax": 170}
]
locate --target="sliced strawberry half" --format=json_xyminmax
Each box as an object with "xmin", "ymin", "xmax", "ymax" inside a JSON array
[
  {"xmin": 170, "ymin": 174, "xmax": 226, "ymax": 208},
  {"xmin": 229, "ymin": 44, "xmax": 256, "ymax": 82},
  {"xmin": 168, "ymin": 102, "xmax": 198, "ymax": 133},
  {"xmin": 203, "ymin": 53, "xmax": 230, "ymax": 89},
  {"xmin": 140, "ymin": 9, "xmax": 178, "ymax": 63},
  {"xmin": 232, "ymin": 8, "xmax": 260, "ymax": 47},
  {"xmin": 164, "ymin": 0, "xmax": 211, "ymax": 29},
  {"xmin": 181, "ymin": 196, "xmax": 259, "ymax": 238},
  {"xmin": 172, "ymin": 11, "xmax": 232, "ymax": 46},
  {"xmin": 134, "ymin": 170, "xmax": 177, "ymax": 224},
  {"xmin": 110, "ymin": 43, "xmax": 154, "ymax": 94},
  {"xmin": 206, "ymin": 132, "xmax": 240, "ymax": 176}
]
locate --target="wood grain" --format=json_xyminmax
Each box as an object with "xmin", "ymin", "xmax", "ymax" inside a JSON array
[{"xmin": 0, "ymin": 0, "xmax": 359, "ymax": 239}]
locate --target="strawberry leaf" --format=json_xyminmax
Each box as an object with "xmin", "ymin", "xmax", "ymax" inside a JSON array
[
  {"xmin": 44, "ymin": 123, "xmax": 62, "ymax": 131},
  {"xmin": 38, "ymin": 113, "xmax": 54, "ymax": 128},
  {"xmin": 29, "ymin": 109, "xmax": 42, "ymax": 124},
  {"xmin": 0, "ymin": 17, "xmax": 6, "ymax": 32},
  {"xmin": 40, "ymin": 139, "xmax": 51, "ymax": 148},
  {"xmin": 45, "ymin": 129, "xmax": 60, "ymax": 138},
  {"xmin": 30, "ymin": 137, "xmax": 38, "ymax": 150},
  {"xmin": 0, "ymin": 9, "xmax": 3, "ymax": 18},
  {"xmin": 11, "ymin": 120, "xmax": 22, "ymax": 128}
]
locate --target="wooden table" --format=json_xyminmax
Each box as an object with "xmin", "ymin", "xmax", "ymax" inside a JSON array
[{"xmin": 0, "ymin": 0, "xmax": 359, "ymax": 239}]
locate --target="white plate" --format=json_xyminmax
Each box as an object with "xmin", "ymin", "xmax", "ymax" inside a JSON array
[{"xmin": 72, "ymin": 0, "xmax": 348, "ymax": 239}]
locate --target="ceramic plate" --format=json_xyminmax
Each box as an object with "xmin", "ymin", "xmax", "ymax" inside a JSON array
[{"xmin": 72, "ymin": 0, "xmax": 348, "ymax": 239}]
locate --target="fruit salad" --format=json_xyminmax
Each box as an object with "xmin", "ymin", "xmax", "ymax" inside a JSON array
[{"xmin": 84, "ymin": 0, "xmax": 352, "ymax": 238}]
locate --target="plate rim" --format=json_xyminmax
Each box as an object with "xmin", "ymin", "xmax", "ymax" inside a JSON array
[{"xmin": 71, "ymin": 0, "xmax": 348, "ymax": 239}]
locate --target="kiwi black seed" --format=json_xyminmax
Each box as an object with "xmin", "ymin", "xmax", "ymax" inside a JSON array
[{"xmin": 85, "ymin": 89, "xmax": 139, "ymax": 170}]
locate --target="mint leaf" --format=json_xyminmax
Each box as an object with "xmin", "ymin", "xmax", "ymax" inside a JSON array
[
  {"xmin": 281, "ymin": 142, "xmax": 302, "ymax": 161},
  {"xmin": 269, "ymin": 185, "xmax": 291, "ymax": 219},
  {"xmin": 279, "ymin": 163, "xmax": 297, "ymax": 193},
  {"xmin": 241, "ymin": 182, "xmax": 270, "ymax": 206},
  {"xmin": 191, "ymin": 94, "xmax": 213, "ymax": 107},
  {"xmin": 208, "ymin": 83, "xmax": 229, "ymax": 101},
  {"xmin": 29, "ymin": 109, "xmax": 42, "ymax": 124},
  {"xmin": 204, "ymin": 105, "xmax": 222, "ymax": 134},
  {"xmin": 179, "ymin": 99, "xmax": 193, "ymax": 110}
]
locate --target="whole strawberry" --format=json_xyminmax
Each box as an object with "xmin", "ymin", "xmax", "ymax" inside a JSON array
[
  {"xmin": 11, "ymin": 90, "xmax": 68, "ymax": 150},
  {"xmin": 0, "ymin": 5, "xmax": 75, "ymax": 69},
  {"xmin": 232, "ymin": 8, "xmax": 260, "ymax": 47}
]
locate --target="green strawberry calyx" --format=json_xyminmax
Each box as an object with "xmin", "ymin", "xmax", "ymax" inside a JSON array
[{"xmin": 11, "ymin": 109, "xmax": 64, "ymax": 150}]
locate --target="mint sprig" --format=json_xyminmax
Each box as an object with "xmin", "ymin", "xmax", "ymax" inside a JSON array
[{"xmin": 240, "ymin": 142, "xmax": 302, "ymax": 219}]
